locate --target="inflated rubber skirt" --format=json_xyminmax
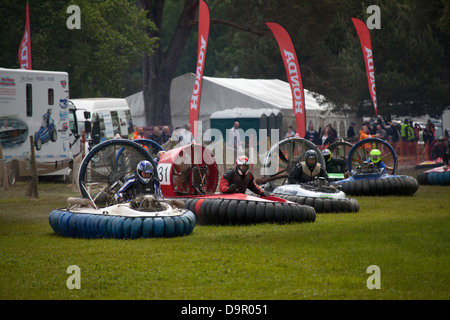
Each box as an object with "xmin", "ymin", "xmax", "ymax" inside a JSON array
[
  {"xmin": 332, "ymin": 174, "xmax": 419, "ymax": 196},
  {"xmin": 417, "ymin": 166, "xmax": 450, "ymax": 185},
  {"xmin": 166, "ymin": 194, "xmax": 316, "ymax": 225},
  {"xmin": 248, "ymin": 187, "xmax": 358, "ymax": 213},
  {"xmin": 49, "ymin": 203, "xmax": 196, "ymax": 239},
  {"xmin": 273, "ymin": 193, "xmax": 359, "ymax": 214}
]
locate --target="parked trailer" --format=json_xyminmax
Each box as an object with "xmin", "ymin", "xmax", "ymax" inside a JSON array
[{"xmin": 0, "ymin": 68, "xmax": 82, "ymax": 183}]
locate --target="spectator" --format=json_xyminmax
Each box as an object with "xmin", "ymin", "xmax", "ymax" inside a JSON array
[
  {"xmin": 319, "ymin": 127, "xmax": 336, "ymax": 146},
  {"xmin": 149, "ymin": 126, "xmax": 163, "ymax": 145},
  {"xmin": 359, "ymin": 125, "xmax": 372, "ymax": 140},
  {"xmin": 372, "ymin": 118, "xmax": 383, "ymax": 135},
  {"xmin": 347, "ymin": 122, "xmax": 356, "ymax": 140},
  {"xmin": 413, "ymin": 123, "xmax": 421, "ymax": 142},
  {"xmin": 427, "ymin": 119, "xmax": 436, "ymax": 138},
  {"xmin": 366, "ymin": 122, "xmax": 375, "ymax": 135},
  {"xmin": 400, "ymin": 119, "xmax": 411, "ymax": 142},
  {"xmin": 161, "ymin": 126, "xmax": 171, "ymax": 143},
  {"xmin": 374, "ymin": 124, "xmax": 387, "ymax": 140},
  {"xmin": 91, "ymin": 114, "xmax": 101, "ymax": 144},
  {"xmin": 227, "ymin": 121, "xmax": 242, "ymax": 150},
  {"xmin": 326, "ymin": 123, "xmax": 338, "ymax": 139},
  {"xmin": 134, "ymin": 126, "xmax": 145, "ymax": 140},
  {"xmin": 178, "ymin": 123, "xmax": 194, "ymax": 146},
  {"xmin": 304, "ymin": 123, "xmax": 320, "ymax": 145},
  {"xmin": 384, "ymin": 122, "xmax": 393, "ymax": 140},
  {"xmin": 153, "ymin": 150, "xmax": 166, "ymax": 166},
  {"xmin": 423, "ymin": 124, "xmax": 434, "ymax": 145},
  {"xmin": 284, "ymin": 126, "xmax": 296, "ymax": 139},
  {"xmin": 409, "ymin": 121, "xmax": 416, "ymax": 142}
]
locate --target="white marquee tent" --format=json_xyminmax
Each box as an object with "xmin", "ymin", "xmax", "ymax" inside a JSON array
[{"xmin": 126, "ymin": 73, "xmax": 359, "ymax": 138}]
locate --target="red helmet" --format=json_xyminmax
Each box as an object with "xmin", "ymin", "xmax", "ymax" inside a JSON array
[{"xmin": 235, "ymin": 155, "xmax": 249, "ymax": 175}]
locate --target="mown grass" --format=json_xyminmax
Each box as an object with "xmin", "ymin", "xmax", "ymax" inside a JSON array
[{"xmin": 0, "ymin": 181, "xmax": 449, "ymax": 300}]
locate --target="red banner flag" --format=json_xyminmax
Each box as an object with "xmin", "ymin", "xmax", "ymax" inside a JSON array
[
  {"xmin": 18, "ymin": 0, "xmax": 32, "ymax": 70},
  {"xmin": 352, "ymin": 18, "xmax": 378, "ymax": 117},
  {"xmin": 189, "ymin": 0, "xmax": 210, "ymax": 141},
  {"xmin": 266, "ymin": 22, "xmax": 306, "ymax": 138}
]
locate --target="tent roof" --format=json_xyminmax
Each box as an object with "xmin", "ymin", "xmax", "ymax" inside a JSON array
[
  {"xmin": 210, "ymin": 107, "xmax": 280, "ymax": 119},
  {"xmin": 126, "ymin": 73, "xmax": 358, "ymax": 136},
  {"xmin": 201, "ymin": 76, "xmax": 329, "ymax": 112},
  {"xmin": 168, "ymin": 73, "xmax": 335, "ymax": 129}
]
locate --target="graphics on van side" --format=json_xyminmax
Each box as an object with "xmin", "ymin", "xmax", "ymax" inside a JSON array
[
  {"xmin": 34, "ymin": 108, "xmax": 57, "ymax": 150},
  {"xmin": 0, "ymin": 117, "xmax": 29, "ymax": 149}
]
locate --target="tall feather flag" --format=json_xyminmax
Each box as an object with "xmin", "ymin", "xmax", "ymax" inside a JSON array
[
  {"xmin": 266, "ymin": 22, "xmax": 306, "ymax": 137},
  {"xmin": 18, "ymin": 0, "xmax": 32, "ymax": 70},
  {"xmin": 352, "ymin": 18, "xmax": 378, "ymax": 118},
  {"xmin": 189, "ymin": 0, "xmax": 210, "ymax": 141}
]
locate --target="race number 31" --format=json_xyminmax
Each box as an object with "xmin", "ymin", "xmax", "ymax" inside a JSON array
[{"xmin": 157, "ymin": 163, "xmax": 172, "ymax": 185}]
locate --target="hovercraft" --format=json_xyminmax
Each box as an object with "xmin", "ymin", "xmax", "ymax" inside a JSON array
[
  {"xmin": 332, "ymin": 138, "xmax": 419, "ymax": 196},
  {"xmin": 49, "ymin": 196, "xmax": 196, "ymax": 239},
  {"xmin": 417, "ymin": 164, "xmax": 450, "ymax": 185},
  {"xmin": 156, "ymin": 143, "xmax": 316, "ymax": 225}
]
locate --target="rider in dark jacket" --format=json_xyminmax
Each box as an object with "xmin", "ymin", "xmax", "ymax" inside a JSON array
[
  {"xmin": 288, "ymin": 150, "xmax": 329, "ymax": 184},
  {"xmin": 115, "ymin": 160, "xmax": 162, "ymax": 202},
  {"xmin": 322, "ymin": 149, "xmax": 347, "ymax": 173}
]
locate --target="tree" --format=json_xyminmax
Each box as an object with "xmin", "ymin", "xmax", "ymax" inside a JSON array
[
  {"xmin": 2, "ymin": 0, "xmax": 447, "ymax": 122},
  {"xmin": 211, "ymin": 0, "xmax": 449, "ymax": 118},
  {"xmin": 137, "ymin": 0, "xmax": 269, "ymax": 127},
  {"xmin": 0, "ymin": 0, "xmax": 157, "ymax": 98},
  {"xmin": 137, "ymin": 0, "xmax": 199, "ymax": 126}
]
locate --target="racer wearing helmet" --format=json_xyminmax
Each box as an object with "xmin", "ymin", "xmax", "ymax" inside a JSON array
[
  {"xmin": 115, "ymin": 160, "xmax": 162, "ymax": 202},
  {"xmin": 322, "ymin": 149, "xmax": 347, "ymax": 174},
  {"xmin": 219, "ymin": 155, "xmax": 269, "ymax": 197},
  {"xmin": 288, "ymin": 149, "xmax": 329, "ymax": 184},
  {"xmin": 365, "ymin": 149, "xmax": 386, "ymax": 173},
  {"xmin": 431, "ymin": 136, "xmax": 449, "ymax": 161}
]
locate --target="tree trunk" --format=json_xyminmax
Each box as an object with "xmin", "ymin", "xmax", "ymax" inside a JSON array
[{"xmin": 138, "ymin": 0, "xmax": 198, "ymax": 127}]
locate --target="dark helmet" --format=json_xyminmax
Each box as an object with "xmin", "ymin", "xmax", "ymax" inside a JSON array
[
  {"xmin": 235, "ymin": 155, "xmax": 249, "ymax": 176},
  {"xmin": 305, "ymin": 150, "xmax": 318, "ymax": 170},
  {"xmin": 322, "ymin": 149, "xmax": 331, "ymax": 162},
  {"xmin": 136, "ymin": 160, "xmax": 153, "ymax": 183}
]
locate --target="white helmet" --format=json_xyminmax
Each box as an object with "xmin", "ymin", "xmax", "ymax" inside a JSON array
[{"xmin": 235, "ymin": 155, "xmax": 249, "ymax": 175}]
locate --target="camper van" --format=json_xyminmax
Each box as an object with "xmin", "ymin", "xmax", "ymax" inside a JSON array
[
  {"xmin": 69, "ymin": 98, "xmax": 133, "ymax": 146},
  {"xmin": 0, "ymin": 68, "xmax": 82, "ymax": 183}
]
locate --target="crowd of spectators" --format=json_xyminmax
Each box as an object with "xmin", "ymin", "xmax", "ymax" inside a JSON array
[{"xmin": 304, "ymin": 123, "xmax": 339, "ymax": 146}]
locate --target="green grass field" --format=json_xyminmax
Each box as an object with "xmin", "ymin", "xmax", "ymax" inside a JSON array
[{"xmin": 0, "ymin": 181, "xmax": 448, "ymax": 300}]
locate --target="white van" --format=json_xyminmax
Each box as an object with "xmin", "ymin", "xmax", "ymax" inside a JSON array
[
  {"xmin": 442, "ymin": 106, "xmax": 450, "ymax": 137},
  {"xmin": 69, "ymin": 98, "xmax": 134, "ymax": 144},
  {"xmin": 0, "ymin": 67, "xmax": 82, "ymax": 182}
]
